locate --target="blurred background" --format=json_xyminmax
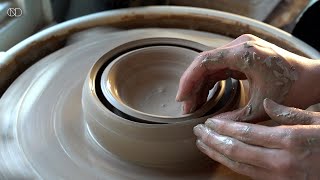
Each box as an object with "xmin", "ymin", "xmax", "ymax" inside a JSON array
[{"xmin": 0, "ymin": 0, "xmax": 318, "ymax": 51}]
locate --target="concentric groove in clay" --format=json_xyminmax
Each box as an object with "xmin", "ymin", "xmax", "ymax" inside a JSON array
[{"xmin": 93, "ymin": 38, "xmax": 236, "ymax": 123}]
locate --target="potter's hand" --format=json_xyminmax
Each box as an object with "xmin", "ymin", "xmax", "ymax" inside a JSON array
[
  {"xmin": 176, "ymin": 34, "xmax": 316, "ymax": 122},
  {"xmin": 194, "ymin": 98, "xmax": 320, "ymax": 180}
]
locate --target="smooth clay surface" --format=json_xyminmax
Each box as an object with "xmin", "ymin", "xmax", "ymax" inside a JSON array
[
  {"xmin": 104, "ymin": 46, "xmax": 198, "ymax": 117},
  {"xmin": 0, "ymin": 28, "xmax": 250, "ymax": 179}
]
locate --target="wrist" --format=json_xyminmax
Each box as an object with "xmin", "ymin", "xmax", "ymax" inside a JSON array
[{"xmin": 289, "ymin": 58, "xmax": 320, "ymax": 108}]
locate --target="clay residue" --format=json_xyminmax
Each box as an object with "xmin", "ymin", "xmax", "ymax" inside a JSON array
[
  {"xmin": 246, "ymin": 104, "xmax": 252, "ymax": 116},
  {"xmin": 201, "ymin": 50, "xmax": 226, "ymax": 66},
  {"xmin": 263, "ymin": 56, "xmax": 272, "ymax": 67},
  {"xmin": 262, "ymin": 55, "xmax": 298, "ymax": 102},
  {"xmin": 272, "ymin": 70, "xmax": 283, "ymax": 78},
  {"xmin": 241, "ymin": 51, "xmax": 252, "ymax": 68},
  {"xmin": 243, "ymin": 41, "xmax": 254, "ymax": 48},
  {"xmin": 238, "ymin": 51, "xmax": 300, "ymax": 121}
]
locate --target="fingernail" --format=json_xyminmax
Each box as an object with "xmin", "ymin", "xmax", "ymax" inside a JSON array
[
  {"xmin": 196, "ymin": 139, "xmax": 208, "ymax": 151},
  {"xmin": 176, "ymin": 94, "xmax": 182, "ymax": 102},
  {"xmin": 176, "ymin": 93, "xmax": 191, "ymax": 102},
  {"xmin": 263, "ymin": 98, "xmax": 282, "ymax": 114},
  {"xmin": 205, "ymin": 119, "xmax": 216, "ymax": 128},
  {"xmin": 264, "ymin": 98, "xmax": 276, "ymax": 107},
  {"xmin": 193, "ymin": 124, "xmax": 205, "ymax": 137},
  {"xmin": 189, "ymin": 105, "xmax": 197, "ymax": 113},
  {"xmin": 181, "ymin": 104, "xmax": 190, "ymax": 115},
  {"xmin": 182, "ymin": 104, "xmax": 185, "ymax": 114}
]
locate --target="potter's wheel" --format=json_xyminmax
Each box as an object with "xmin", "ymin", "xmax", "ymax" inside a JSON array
[
  {"xmin": 1, "ymin": 6, "xmax": 319, "ymax": 180},
  {"xmin": 0, "ymin": 28, "xmax": 249, "ymax": 179}
]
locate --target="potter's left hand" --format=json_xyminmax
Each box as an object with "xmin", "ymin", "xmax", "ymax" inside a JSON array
[{"xmin": 194, "ymin": 98, "xmax": 320, "ymax": 180}]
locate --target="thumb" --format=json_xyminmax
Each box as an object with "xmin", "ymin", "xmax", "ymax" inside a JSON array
[{"xmin": 263, "ymin": 98, "xmax": 317, "ymax": 125}]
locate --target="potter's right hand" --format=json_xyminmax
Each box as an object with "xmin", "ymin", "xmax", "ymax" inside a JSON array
[{"xmin": 176, "ymin": 34, "xmax": 320, "ymax": 122}]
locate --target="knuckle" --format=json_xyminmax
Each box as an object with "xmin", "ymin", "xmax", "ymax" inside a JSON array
[
  {"xmin": 196, "ymin": 52, "xmax": 208, "ymax": 61},
  {"xmin": 238, "ymin": 34, "xmax": 256, "ymax": 41},
  {"xmin": 198, "ymin": 51, "xmax": 208, "ymax": 57},
  {"xmin": 238, "ymin": 44, "xmax": 260, "ymax": 66},
  {"xmin": 206, "ymin": 118, "xmax": 227, "ymax": 133},
  {"xmin": 222, "ymin": 139, "xmax": 237, "ymax": 157},
  {"xmin": 237, "ymin": 124, "xmax": 252, "ymax": 141},
  {"xmin": 283, "ymin": 128, "xmax": 299, "ymax": 148}
]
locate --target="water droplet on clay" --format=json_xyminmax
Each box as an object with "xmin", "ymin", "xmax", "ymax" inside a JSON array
[
  {"xmin": 246, "ymin": 104, "xmax": 252, "ymax": 116},
  {"xmin": 161, "ymin": 104, "xmax": 167, "ymax": 108},
  {"xmin": 273, "ymin": 70, "xmax": 283, "ymax": 78},
  {"xmin": 157, "ymin": 87, "xmax": 165, "ymax": 93}
]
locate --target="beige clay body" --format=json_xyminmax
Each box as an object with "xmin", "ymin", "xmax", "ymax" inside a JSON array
[{"xmin": 1, "ymin": 6, "xmax": 319, "ymax": 180}]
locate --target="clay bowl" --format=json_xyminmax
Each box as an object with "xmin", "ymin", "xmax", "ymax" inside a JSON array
[
  {"xmin": 83, "ymin": 37, "xmax": 242, "ymax": 167},
  {"xmin": 100, "ymin": 42, "xmax": 220, "ymax": 123},
  {"xmin": 2, "ymin": 6, "xmax": 319, "ymax": 179}
]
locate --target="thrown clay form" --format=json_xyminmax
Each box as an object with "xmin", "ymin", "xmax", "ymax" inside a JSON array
[
  {"xmin": 84, "ymin": 36, "xmax": 241, "ymax": 166},
  {"xmin": 100, "ymin": 38, "xmax": 223, "ymax": 123},
  {"xmin": 1, "ymin": 6, "xmax": 319, "ymax": 180},
  {"xmin": 0, "ymin": 28, "xmax": 245, "ymax": 179}
]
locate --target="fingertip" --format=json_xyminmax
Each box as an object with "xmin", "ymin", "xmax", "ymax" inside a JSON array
[
  {"xmin": 196, "ymin": 139, "xmax": 209, "ymax": 151},
  {"xmin": 263, "ymin": 98, "xmax": 281, "ymax": 114},
  {"xmin": 181, "ymin": 104, "xmax": 186, "ymax": 114},
  {"xmin": 263, "ymin": 98, "xmax": 271, "ymax": 112},
  {"xmin": 175, "ymin": 94, "xmax": 182, "ymax": 102},
  {"xmin": 175, "ymin": 86, "xmax": 192, "ymax": 102},
  {"xmin": 181, "ymin": 101, "xmax": 195, "ymax": 114},
  {"xmin": 181, "ymin": 103, "xmax": 189, "ymax": 114},
  {"xmin": 262, "ymin": 98, "xmax": 301, "ymax": 125},
  {"xmin": 263, "ymin": 98, "xmax": 273, "ymax": 109}
]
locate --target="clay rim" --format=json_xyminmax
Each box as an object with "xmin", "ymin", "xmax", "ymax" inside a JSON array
[
  {"xmin": 89, "ymin": 37, "xmax": 238, "ymax": 124},
  {"xmin": 2, "ymin": 6, "xmax": 320, "ymax": 97},
  {"xmin": 100, "ymin": 45, "xmax": 221, "ymax": 123}
]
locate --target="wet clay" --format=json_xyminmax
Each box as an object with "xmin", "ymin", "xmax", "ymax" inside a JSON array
[
  {"xmin": 195, "ymin": 41, "xmax": 299, "ymax": 122},
  {"xmin": 242, "ymin": 44, "xmax": 299, "ymax": 121},
  {"xmin": 201, "ymin": 50, "xmax": 228, "ymax": 67},
  {"xmin": 1, "ymin": 28, "xmax": 250, "ymax": 179},
  {"xmin": 110, "ymin": 46, "xmax": 198, "ymax": 117}
]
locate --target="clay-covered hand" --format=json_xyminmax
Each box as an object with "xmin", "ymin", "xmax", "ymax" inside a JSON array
[
  {"xmin": 194, "ymin": 98, "xmax": 320, "ymax": 180},
  {"xmin": 176, "ymin": 34, "xmax": 315, "ymax": 122}
]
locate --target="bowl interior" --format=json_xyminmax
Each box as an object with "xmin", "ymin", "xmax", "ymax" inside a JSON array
[{"xmin": 102, "ymin": 45, "xmax": 200, "ymax": 119}]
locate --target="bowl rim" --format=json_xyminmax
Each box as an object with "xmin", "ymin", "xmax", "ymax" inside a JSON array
[
  {"xmin": 2, "ymin": 6, "xmax": 320, "ymax": 97},
  {"xmin": 91, "ymin": 37, "xmax": 232, "ymax": 123},
  {"xmin": 100, "ymin": 44, "xmax": 223, "ymax": 123}
]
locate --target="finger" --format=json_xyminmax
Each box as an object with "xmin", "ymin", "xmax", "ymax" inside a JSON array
[
  {"xmin": 182, "ymin": 94, "xmax": 207, "ymax": 114},
  {"xmin": 175, "ymin": 51, "xmax": 222, "ymax": 102},
  {"xmin": 182, "ymin": 80, "xmax": 212, "ymax": 114},
  {"xmin": 196, "ymin": 139, "xmax": 271, "ymax": 179},
  {"xmin": 263, "ymin": 98, "xmax": 320, "ymax": 125},
  {"xmin": 204, "ymin": 118, "xmax": 289, "ymax": 148},
  {"xmin": 210, "ymin": 101, "xmax": 269, "ymax": 123},
  {"xmin": 194, "ymin": 124, "xmax": 282, "ymax": 169},
  {"xmin": 176, "ymin": 42, "xmax": 249, "ymax": 102},
  {"xmin": 217, "ymin": 34, "xmax": 259, "ymax": 49}
]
